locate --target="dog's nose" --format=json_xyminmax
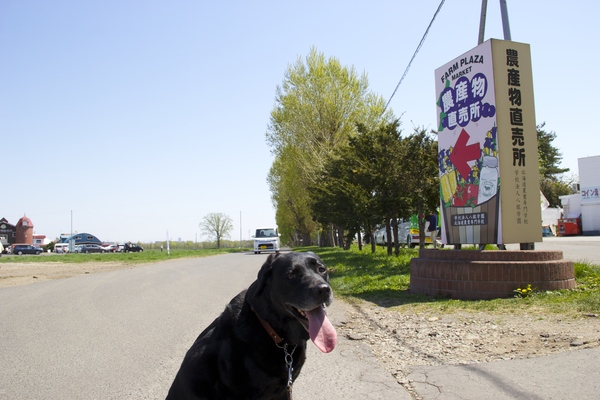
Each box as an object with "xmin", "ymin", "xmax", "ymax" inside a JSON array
[{"xmin": 316, "ymin": 283, "xmax": 331, "ymax": 298}]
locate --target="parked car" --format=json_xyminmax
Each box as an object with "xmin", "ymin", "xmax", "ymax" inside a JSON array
[
  {"xmin": 252, "ymin": 227, "xmax": 280, "ymax": 254},
  {"xmin": 13, "ymin": 244, "xmax": 44, "ymax": 255},
  {"xmin": 101, "ymin": 244, "xmax": 118, "ymax": 252},
  {"xmin": 54, "ymin": 243, "xmax": 69, "ymax": 253},
  {"xmin": 374, "ymin": 216, "xmax": 442, "ymax": 248},
  {"xmin": 80, "ymin": 244, "xmax": 105, "ymax": 253},
  {"xmin": 123, "ymin": 243, "xmax": 143, "ymax": 252}
]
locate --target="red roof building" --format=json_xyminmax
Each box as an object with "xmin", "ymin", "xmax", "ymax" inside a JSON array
[{"xmin": 15, "ymin": 215, "xmax": 34, "ymax": 244}]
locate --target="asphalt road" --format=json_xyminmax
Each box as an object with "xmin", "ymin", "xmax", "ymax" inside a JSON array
[
  {"xmin": 0, "ymin": 254, "xmax": 261, "ymax": 399},
  {"xmin": 1, "ymin": 239, "xmax": 597, "ymax": 399},
  {"xmin": 505, "ymin": 235, "xmax": 600, "ymax": 265},
  {"xmin": 0, "ymin": 253, "xmax": 405, "ymax": 400}
]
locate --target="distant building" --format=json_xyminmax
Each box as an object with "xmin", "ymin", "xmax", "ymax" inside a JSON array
[
  {"xmin": 15, "ymin": 215, "xmax": 34, "ymax": 244},
  {"xmin": 0, "ymin": 215, "xmax": 52, "ymax": 248},
  {"xmin": 578, "ymin": 155, "xmax": 600, "ymax": 235},
  {"xmin": 560, "ymin": 155, "xmax": 600, "ymax": 236},
  {"xmin": 0, "ymin": 217, "xmax": 16, "ymax": 246},
  {"xmin": 59, "ymin": 232, "xmax": 102, "ymax": 245},
  {"xmin": 33, "ymin": 234, "xmax": 50, "ymax": 247}
]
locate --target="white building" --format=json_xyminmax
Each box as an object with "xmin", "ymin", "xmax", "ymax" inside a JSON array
[
  {"xmin": 33, "ymin": 234, "xmax": 50, "ymax": 246},
  {"xmin": 560, "ymin": 155, "xmax": 600, "ymax": 236},
  {"xmin": 579, "ymin": 155, "xmax": 600, "ymax": 235}
]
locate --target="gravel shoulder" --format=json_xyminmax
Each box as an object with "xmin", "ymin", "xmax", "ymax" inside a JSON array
[
  {"xmin": 3, "ymin": 259, "xmax": 599, "ymax": 398},
  {"xmin": 339, "ymin": 300, "xmax": 600, "ymax": 397},
  {"xmin": 0, "ymin": 260, "xmax": 140, "ymax": 288}
]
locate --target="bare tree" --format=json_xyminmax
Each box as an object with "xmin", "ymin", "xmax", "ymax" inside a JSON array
[{"xmin": 200, "ymin": 213, "xmax": 233, "ymax": 248}]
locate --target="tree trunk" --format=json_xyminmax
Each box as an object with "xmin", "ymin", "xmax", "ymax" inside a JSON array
[
  {"xmin": 368, "ymin": 223, "xmax": 376, "ymax": 253},
  {"xmin": 357, "ymin": 228, "xmax": 363, "ymax": 251},
  {"xmin": 330, "ymin": 224, "xmax": 336, "ymax": 247},
  {"xmin": 302, "ymin": 231, "xmax": 312, "ymax": 246},
  {"xmin": 418, "ymin": 204, "xmax": 425, "ymax": 249},
  {"xmin": 385, "ymin": 215, "xmax": 393, "ymax": 256},
  {"xmin": 321, "ymin": 225, "xmax": 334, "ymax": 247},
  {"xmin": 337, "ymin": 225, "xmax": 345, "ymax": 249},
  {"xmin": 391, "ymin": 209, "xmax": 400, "ymax": 256}
]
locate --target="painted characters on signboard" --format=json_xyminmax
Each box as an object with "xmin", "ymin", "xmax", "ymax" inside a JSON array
[{"xmin": 435, "ymin": 41, "xmax": 500, "ymax": 244}]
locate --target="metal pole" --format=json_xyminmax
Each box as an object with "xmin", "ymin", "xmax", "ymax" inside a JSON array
[
  {"xmin": 166, "ymin": 230, "xmax": 170, "ymax": 256},
  {"xmin": 69, "ymin": 210, "xmax": 73, "ymax": 253},
  {"xmin": 499, "ymin": 0, "xmax": 512, "ymax": 40},
  {"xmin": 478, "ymin": 0, "xmax": 488, "ymax": 44}
]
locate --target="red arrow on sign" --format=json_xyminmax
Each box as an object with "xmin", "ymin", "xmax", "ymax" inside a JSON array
[{"xmin": 449, "ymin": 129, "xmax": 480, "ymax": 178}]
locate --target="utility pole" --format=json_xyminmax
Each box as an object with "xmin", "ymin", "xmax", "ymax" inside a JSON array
[{"xmin": 69, "ymin": 210, "xmax": 73, "ymax": 253}]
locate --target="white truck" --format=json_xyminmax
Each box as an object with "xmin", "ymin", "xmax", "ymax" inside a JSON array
[{"xmin": 252, "ymin": 227, "xmax": 281, "ymax": 254}]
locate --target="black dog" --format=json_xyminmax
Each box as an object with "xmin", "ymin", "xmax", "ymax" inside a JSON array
[{"xmin": 166, "ymin": 252, "xmax": 337, "ymax": 399}]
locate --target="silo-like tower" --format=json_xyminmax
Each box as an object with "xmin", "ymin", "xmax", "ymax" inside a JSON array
[{"xmin": 15, "ymin": 215, "xmax": 34, "ymax": 244}]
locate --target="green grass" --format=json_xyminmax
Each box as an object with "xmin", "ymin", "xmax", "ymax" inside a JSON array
[
  {"xmin": 300, "ymin": 245, "xmax": 600, "ymax": 316},
  {"xmin": 5, "ymin": 245, "xmax": 599, "ymax": 316},
  {"xmin": 0, "ymin": 248, "xmax": 248, "ymax": 264}
]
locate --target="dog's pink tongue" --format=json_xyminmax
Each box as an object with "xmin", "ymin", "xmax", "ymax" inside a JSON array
[{"xmin": 306, "ymin": 307, "xmax": 337, "ymax": 353}]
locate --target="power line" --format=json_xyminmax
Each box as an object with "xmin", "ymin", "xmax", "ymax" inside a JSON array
[{"xmin": 382, "ymin": 0, "xmax": 446, "ymax": 114}]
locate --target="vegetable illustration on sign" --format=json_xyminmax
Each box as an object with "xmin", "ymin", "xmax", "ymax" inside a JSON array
[{"xmin": 435, "ymin": 40, "xmax": 500, "ymax": 244}]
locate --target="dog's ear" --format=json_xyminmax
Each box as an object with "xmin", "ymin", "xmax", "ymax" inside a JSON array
[
  {"xmin": 256, "ymin": 253, "xmax": 280, "ymax": 285},
  {"xmin": 251, "ymin": 253, "xmax": 280, "ymax": 297}
]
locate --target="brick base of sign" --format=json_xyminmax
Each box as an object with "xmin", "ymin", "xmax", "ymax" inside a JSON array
[{"xmin": 410, "ymin": 249, "xmax": 575, "ymax": 300}]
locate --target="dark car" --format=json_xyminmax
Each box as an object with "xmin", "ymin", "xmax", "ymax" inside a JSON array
[
  {"xmin": 123, "ymin": 243, "xmax": 143, "ymax": 252},
  {"xmin": 80, "ymin": 244, "xmax": 105, "ymax": 253},
  {"xmin": 13, "ymin": 244, "xmax": 44, "ymax": 255}
]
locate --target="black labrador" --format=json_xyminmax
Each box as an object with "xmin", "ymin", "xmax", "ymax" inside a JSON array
[{"xmin": 166, "ymin": 251, "xmax": 337, "ymax": 399}]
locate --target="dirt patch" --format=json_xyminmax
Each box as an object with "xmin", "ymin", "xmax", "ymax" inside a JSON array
[
  {"xmin": 0, "ymin": 260, "xmax": 141, "ymax": 288},
  {"xmin": 338, "ymin": 301, "xmax": 600, "ymax": 398}
]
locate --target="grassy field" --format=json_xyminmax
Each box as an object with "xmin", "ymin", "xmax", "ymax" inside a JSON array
[{"xmin": 301, "ymin": 245, "xmax": 600, "ymax": 316}]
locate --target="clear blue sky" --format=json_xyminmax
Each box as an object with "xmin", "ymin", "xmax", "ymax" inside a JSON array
[{"xmin": 2, "ymin": 0, "xmax": 597, "ymax": 243}]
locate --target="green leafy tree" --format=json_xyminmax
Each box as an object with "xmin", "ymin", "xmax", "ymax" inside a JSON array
[
  {"xmin": 310, "ymin": 155, "xmax": 364, "ymax": 250},
  {"xmin": 537, "ymin": 122, "xmax": 569, "ymax": 178},
  {"xmin": 537, "ymin": 123, "xmax": 575, "ymax": 207},
  {"xmin": 266, "ymin": 47, "xmax": 393, "ymax": 244},
  {"xmin": 398, "ymin": 128, "xmax": 440, "ymax": 248},
  {"xmin": 267, "ymin": 152, "xmax": 317, "ymax": 246},
  {"xmin": 199, "ymin": 213, "xmax": 233, "ymax": 249},
  {"xmin": 311, "ymin": 120, "xmax": 408, "ymax": 254},
  {"xmin": 310, "ymin": 125, "xmax": 387, "ymax": 252},
  {"xmin": 357, "ymin": 121, "xmax": 408, "ymax": 256}
]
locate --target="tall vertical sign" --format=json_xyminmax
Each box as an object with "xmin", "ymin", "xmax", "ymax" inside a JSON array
[{"xmin": 435, "ymin": 39, "xmax": 542, "ymax": 245}]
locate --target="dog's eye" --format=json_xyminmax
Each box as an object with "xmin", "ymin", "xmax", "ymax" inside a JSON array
[{"xmin": 318, "ymin": 266, "xmax": 327, "ymax": 274}]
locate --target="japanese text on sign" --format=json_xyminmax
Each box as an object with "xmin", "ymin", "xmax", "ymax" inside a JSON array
[
  {"xmin": 506, "ymin": 49, "xmax": 527, "ymax": 167},
  {"xmin": 582, "ymin": 186, "xmax": 600, "ymax": 201},
  {"xmin": 451, "ymin": 213, "xmax": 488, "ymax": 226}
]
